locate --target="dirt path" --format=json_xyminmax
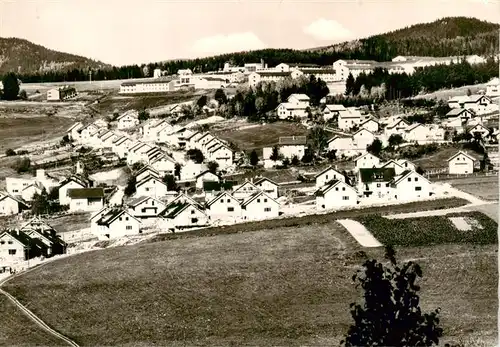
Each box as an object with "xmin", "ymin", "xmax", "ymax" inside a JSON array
[{"xmin": 0, "ymin": 261, "xmax": 80, "ymax": 347}]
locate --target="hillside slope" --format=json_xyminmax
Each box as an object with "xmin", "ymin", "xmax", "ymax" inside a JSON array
[
  {"xmin": 307, "ymin": 17, "xmax": 499, "ymax": 60},
  {"xmin": 0, "ymin": 37, "xmax": 110, "ymax": 75}
]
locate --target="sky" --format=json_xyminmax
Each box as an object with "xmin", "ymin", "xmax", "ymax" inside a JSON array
[{"xmin": 0, "ymin": 0, "xmax": 499, "ymax": 66}]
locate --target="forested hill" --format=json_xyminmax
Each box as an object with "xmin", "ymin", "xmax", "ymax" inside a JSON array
[
  {"xmin": 0, "ymin": 37, "xmax": 110, "ymax": 75},
  {"xmin": 307, "ymin": 17, "xmax": 499, "ymax": 60}
]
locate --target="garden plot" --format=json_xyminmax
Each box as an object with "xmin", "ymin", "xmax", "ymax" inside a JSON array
[
  {"xmin": 336, "ymin": 219, "xmax": 382, "ymax": 247},
  {"xmin": 448, "ymin": 216, "xmax": 484, "ymax": 231}
]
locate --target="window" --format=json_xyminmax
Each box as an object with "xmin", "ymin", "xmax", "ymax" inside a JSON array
[
  {"xmin": 376, "ymin": 183, "xmax": 381, "ymax": 188},
  {"xmin": 407, "ymin": 177, "xmax": 411, "ymax": 182},
  {"xmin": 220, "ymin": 199, "xmax": 224, "ymax": 203},
  {"xmin": 325, "ymin": 175, "xmax": 328, "ymax": 180},
  {"xmin": 7, "ymin": 241, "xmax": 13, "ymax": 244},
  {"xmin": 227, "ymin": 199, "xmax": 230, "ymax": 203},
  {"xmin": 257, "ymin": 199, "xmax": 260, "ymax": 203},
  {"xmin": 321, "ymin": 205, "xmax": 325, "ymax": 209},
  {"xmin": 342, "ymin": 196, "xmax": 349, "ymax": 200},
  {"xmin": 191, "ymin": 210, "xmax": 195, "ymax": 214},
  {"xmin": 415, "ymin": 187, "xmax": 422, "ymax": 191},
  {"xmin": 227, "ymin": 207, "xmax": 234, "ymax": 212},
  {"xmin": 335, "ymin": 187, "xmax": 339, "ymax": 191},
  {"xmin": 126, "ymin": 226, "xmax": 132, "ymax": 230},
  {"xmin": 386, "ymin": 183, "xmax": 390, "ymax": 187},
  {"xmin": 264, "ymin": 207, "xmax": 271, "ymax": 212},
  {"xmin": 145, "ymin": 188, "xmax": 150, "ymax": 192},
  {"xmin": 152, "ymin": 201, "xmax": 155, "ymax": 206},
  {"xmin": 414, "ymin": 177, "xmax": 418, "ymax": 181},
  {"xmin": 342, "ymin": 187, "xmax": 345, "ymax": 191},
  {"xmin": 0, "ymin": 241, "xmax": 4, "ymax": 245},
  {"xmin": 191, "ymin": 218, "xmax": 198, "ymax": 223},
  {"xmin": 141, "ymin": 208, "xmax": 146, "ymax": 213},
  {"xmin": 125, "ymin": 217, "xmax": 129, "ymax": 221},
  {"xmin": 264, "ymin": 198, "xmax": 267, "ymax": 202},
  {"xmin": 8, "ymin": 249, "xmax": 16, "ymax": 255}
]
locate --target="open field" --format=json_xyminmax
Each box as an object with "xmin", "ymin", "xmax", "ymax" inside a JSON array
[
  {"xmin": 0, "ymin": 294, "xmax": 65, "ymax": 346},
  {"xmin": 356, "ymin": 211, "xmax": 497, "ymax": 247},
  {"xmin": 0, "ymin": 116, "xmax": 76, "ymax": 152},
  {"xmin": 47, "ymin": 213, "xmax": 92, "ymax": 234},
  {"xmin": 414, "ymin": 82, "xmax": 488, "ymax": 101},
  {"xmin": 446, "ymin": 175, "xmax": 499, "ymax": 201},
  {"xmin": 93, "ymin": 90, "xmax": 209, "ymax": 114},
  {"xmin": 215, "ymin": 122, "xmax": 309, "ymax": 152},
  {"xmin": 3, "ymin": 215, "xmax": 497, "ymax": 346}
]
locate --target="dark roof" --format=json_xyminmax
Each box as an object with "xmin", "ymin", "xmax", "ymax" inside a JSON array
[
  {"xmin": 135, "ymin": 165, "xmax": 159, "ymax": 177},
  {"xmin": 67, "ymin": 188, "xmax": 104, "ymax": 199},
  {"xmin": 203, "ymin": 181, "xmax": 235, "ymax": 192},
  {"xmin": 359, "ymin": 168, "xmax": 396, "ymax": 183},
  {"xmin": 160, "ymin": 202, "xmax": 202, "ymax": 219},
  {"xmin": 301, "ymin": 69, "xmax": 336, "ymax": 74},
  {"xmin": 279, "ymin": 136, "xmax": 307, "ymax": 146},
  {"xmin": 96, "ymin": 209, "xmax": 136, "ymax": 226},
  {"xmin": 254, "ymin": 177, "xmax": 279, "ymax": 186},
  {"xmin": 136, "ymin": 176, "xmax": 165, "ymax": 188},
  {"xmin": 127, "ymin": 196, "xmax": 150, "ymax": 207},
  {"xmin": 256, "ymin": 71, "xmax": 291, "ymax": 77},
  {"xmin": 241, "ymin": 191, "xmax": 277, "ymax": 208},
  {"xmin": 315, "ymin": 180, "xmax": 354, "ymax": 196}
]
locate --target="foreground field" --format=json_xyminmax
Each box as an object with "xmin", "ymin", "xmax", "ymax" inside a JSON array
[
  {"xmin": 4, "ymin": 203, "xmax": 496, "ymax": 346},
  {"xmin": 215, "ymin": 122, "xmax": 309, "ymax": 152},
  {"xmin": 0, "ymin": 295, "xmax": 64, "ymax": 346}
]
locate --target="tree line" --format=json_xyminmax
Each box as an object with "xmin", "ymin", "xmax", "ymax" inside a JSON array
[{"xmin": 345, "ymin": 59, "xmax": 498, "ymax": 100}]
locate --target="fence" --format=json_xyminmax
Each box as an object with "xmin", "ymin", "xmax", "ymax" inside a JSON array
[{"xmin": 426, "ymin": 171, "xmax": 499, "ymax": 181}]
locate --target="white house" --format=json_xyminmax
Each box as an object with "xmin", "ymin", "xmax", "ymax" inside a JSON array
[
  {"xmin": 206, "ymin": 144, "xmax": 234, "ymax": 169},
  {"xmin": 276, "ymin": 102, "xmax": 308, "ymax": 120},
  {"xmin": 150, "ymin": 154, "xmax": 176, "ymax": 177},
  {"xmin": 462, "ymin": 94, "xmax": 492, "ymax": 112},
  {"xmin": 135, "ymin": 176, "xmax": 168, "ymax": 199},
  {"xmin": 357, "ymin": 168, "xmax": 396, "ymax": 199},
  {"xmin": 0, "ymin": 231, "xmax": 29, "ymax": 263},
  {"xmin": 5, "ymin": 177, "xmax": 34, "ymax": 196},
  {"xmin": 315, "ymin": 166, "xmax": 345, "ymax": 188},
  {"xmin": 47, "ymin": 86, "xmax": 76, "ymax": 101},
  {"xmin": 254, "ymin": 177, "xmax": 279, "ymax": 199},
  {"xmin": 338, "ymin": 108, "xmax": 363, "ymax": 130},
  {"xmin": 67, "ymin": 122, "xmax": 84, "ymax": 141},
  {"xmin": 469, "ymin": 124, "xmax": 490, "ymax": 138},
  {"xmin": 117, "ymin": 111, "xmax": 139, "ymax": 130},
  {"xmin": 0, "ymin": 194, "xmax": 26, "ymax": 216},
  {"xmin": 127, "ymin": 196, "xmax": 166, "ymax": 219},
  {"xmin": 315, "ymin": 180, "xmax": 357, "ymax": 210},
  {"xmin": 205, "ymin": 192, "xmax": 243, "ymax": 222},
  {"xmin": 78, "ymin": 123, "xmax": 100, "ymax": 142},
  {"xmin": 20, "ymin": 182, "xmax": 44, "ymax": 202},
  {"xmin": 94, "ymin": 209, "xmax": 142, "ymax": 240},
  {"xmin": 327, "ymin": 136, "xmax": 358, "ymax": 157},
  {"xmin": 179, "ymin": 161, "xmax": 206, "ymax": 181},
  {"xmin": 232, "ymin": 180, "xmax": 261, "ymax": 200},
  {"xmin": 67, "ymin": 188, "xmax": 104, "ymax": 212},
  {"xmin": 447, "ymin": 151, "xmax": 476, "ymax": 174},
  {"xmin": 391, "ymin": 170, "xmax": 432, "ymax": 201},
  {"xmin": 384, "ymin": 119, "xmax": 410, "ymax": 137},
  {"xmin": 355, "ymin": 152, "xmax": 381, "ymax": 170},
  {"xmin": 263, "ymin": 136, "xmax": 307, "ymax": 160},
  {"xmin": 160, "ymin": 202, "xmax": 209, "ymax": 232},
  {"xmin": 352, "ymin": 129, "xmax": 376, "ymax": 152},
  {"xmin": 241, "ymin": 191, "xmax": 280, "ymax": 221},
  {"xmin": 445, "ymin": 108, "xmax": 475, "ymax": 123},
  {"xmin": 486, "ymin": 77, "xmax": 500, "ymax": 97},
  {"xmin": 112, "ymin": 136, "xmax": 133, "ymax": 159},
  {"xmin": 448, "ymin": 96, "xmax": 470, "ymax": 109},
  {"xmin": 195, "ymin": 171, "xmax": 220, "ymax": 189},
  {"xmin": 323, "ymin": 104, "xmax": 347, "ymax": 122},
  {"xmin": 404, "ymin": 124, "xmax": 445, "ymax": 144},
  {"xmin": 359, "ymin": 118, "xmax": 379, "ymax": 133}
]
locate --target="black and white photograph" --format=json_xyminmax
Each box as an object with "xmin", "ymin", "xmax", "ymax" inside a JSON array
[{"xmin": 0, "ymin": 0, "xmax": 498, "ymax": 346}]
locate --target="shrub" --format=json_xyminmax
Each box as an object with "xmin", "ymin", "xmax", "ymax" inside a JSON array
[
  {"xmin": 5, "ymin": 148, "xmax": 16, "ymax": 156},
  {"xmin": 11, "ymin": 157, "xmax": 31, "ymax": 174}
]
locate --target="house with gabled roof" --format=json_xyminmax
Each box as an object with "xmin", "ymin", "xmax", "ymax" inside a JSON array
[
  {"xmin": 59, "ymin": 176, "xmax": 92, "ymax": 205},
  {"xmin": 468, "ymin": 123, "xmax": 490, "ymax": 138},
  {"xmin": 135, "ymin": 175, "xmax": 168, "ymax": 199},
  {"xmin": 315, "ymin": 166, "xmax": 345, "ymax": 189},
  {"xmin": 155, "ymin": 122, "xmax": 175, "ymax": 143},
  {"xmin": 93, "ymin": 119, "xmax": 108, "ymax": 129},
  {"xmin": 352, "ymin": 128, "xmax": 375, "ymax": 152},
  {"xmin": 112, "ymin": 136, "xmax": 133, "ymax": 159},
  {"xmin": 232, "ymin": 180, "xmax": 261, "ymax": 200},
  {"xmin": 322, "ymin": 104, "xmax": 347, "ymax": 122},
  {"xmin": 384, "ymin": 118, "xmax": 410, "ymax": 137},
  {"xmin": 186, "ymin": 131, "xmax": 203, "ymax": 150},
  {"xmin": 23, "ymin": 229, "xmax": 67, "ymax": 257},
  {"xmin": 67, "ymin": 122, "xmax": 84, "ymax": 141},
  {"xmin": 20, "ymin": 181, "xmax": 44, "ymax": 202},
  {"xmin": 241, "ymin": 191, "xmax": 280, "ymax": 221},
  {"xmin": 150, "ymin": 153, "xmax": 176, "ymax": 177},
  {"xmin": 79, "ymin": 123, "xmax": 100, "ymax": 142},
  {"xmin": 379, "ymin": 159, "xmax": 405, "ymax": 175},
  {"xmin": 0, "ymin": 231, "xmax": 33, "ymax": 262},
  {"xmin": 338, "ymin": 108, "xmax": 363, "ymax": 130},
  {"xmin": 207, "ymin": 143, "xmax": 234, "ymax": 169},
  {"xmin": 254, "ymin": 177, "xmax": 279, "ymax": 199},
  {"xmin": 127, "ymin": 196, "xmax": 166, "ymax": 219},
  {"xmin": 68, "ymin": 188, "xmax": 105, "ymax": 212},
  {"xmin": 205, "ymin": 192, "xmax": 242, "ymax": 222},
  {"xmin": 195, "ymin": 171, "xmax": 220, "ymax": 190},
  {"xmin": 263, "ymin": 136, "xmax": 307, "ymax": 161},
  {"xmin": 315, "ymin": 180, "xmax": 357, "ymax": 210},
  {"xmin": 390, "ymin": 170, "xmax": 432, "ymax": 201},
  {"xmin": 160, "ymin": 202, "xmax": 209, "ymax": 232},
  {"xmin": 117, "ymin": 111, "xmax": 139, "ymax": 130},
  {"xmin": 127, "ymin": 142, "xmax": 154, "ymax": 165},
  {"xmin": 359, "ymin": 118, "xmax": 379, "ymax": 133},
  {"xmin": 462, "ymin": 94, "xmax": 492, "ymax": 111},
  {"xmin": 19, "ymin": 216, "xmax": 54, "ymax": 233},
  {"xmin": 276, "ymin": 102, "xmax": 308, "ymax": 120},
  {"xmin": 94, "ymin": 209, "xmax": 142, "ymax": 240},
  {"xmin": 0, "ymin": 193, "xmax": 28, "ymax": 216},
  {"xmin": 355, "ymin": 152, "xmax": 381, "ymax": 171},
  {"xmin": 327, "ymin": 135, "xmax": 357, "ymax": 157},
  {"xmin": 445, "ymin": 108, "xmax": 475, "ymax": 125},
  {"xmin": 447, "ymin": 151, "xmax": 476, "ymax": 174},
  {"xmin": 135, "ymin": 165, "xmax": 160, "ymax": 183},
  {"xmin": 357, "ymin": 168, "xmax": 396, "ymax": 199},
  {"xmin": 448, "ymin": 95, "xmax": 470, "ymax": 109},
  {"xmin": 166, "ymin": 193, "xmax": 203, "ymax": 209}
]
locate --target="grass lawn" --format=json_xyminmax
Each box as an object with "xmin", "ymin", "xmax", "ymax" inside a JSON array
[
  {"xmin": 0, "ymin": 116, "xmax": 75, "ymax": 152},
  {"xmin": 446, "ymin": 175, "xmax": 499, "ymax": 201},
  {"xmin": 47, "ymin": 213, "xmax": 92, "ymax": 233},
  {"xmin": 151, "ymin": 197, "xmax": 469, "ymax": 242},
  {"xmin": 215, "ymin": 122, "xmax": 309, "ymax": 152},
  {"xmin": 0, "ymin": 294, "xmax": 65, "ymax": 346},
  {"xmin": 3, "ymin": 220, "xmax": 497, "ymax": 346},
  {"xmin": 412, "ymin": 144, "xmax": 474, "ymax": 171},
  {"xmin": 356, "ymin": 212, "xmax": 497, "ymax": 247}
]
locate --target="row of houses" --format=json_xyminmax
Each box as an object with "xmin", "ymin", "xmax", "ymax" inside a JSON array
[{"xmin": 119, "ymin": 75, "xmax": 228, "ymax": 94}]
